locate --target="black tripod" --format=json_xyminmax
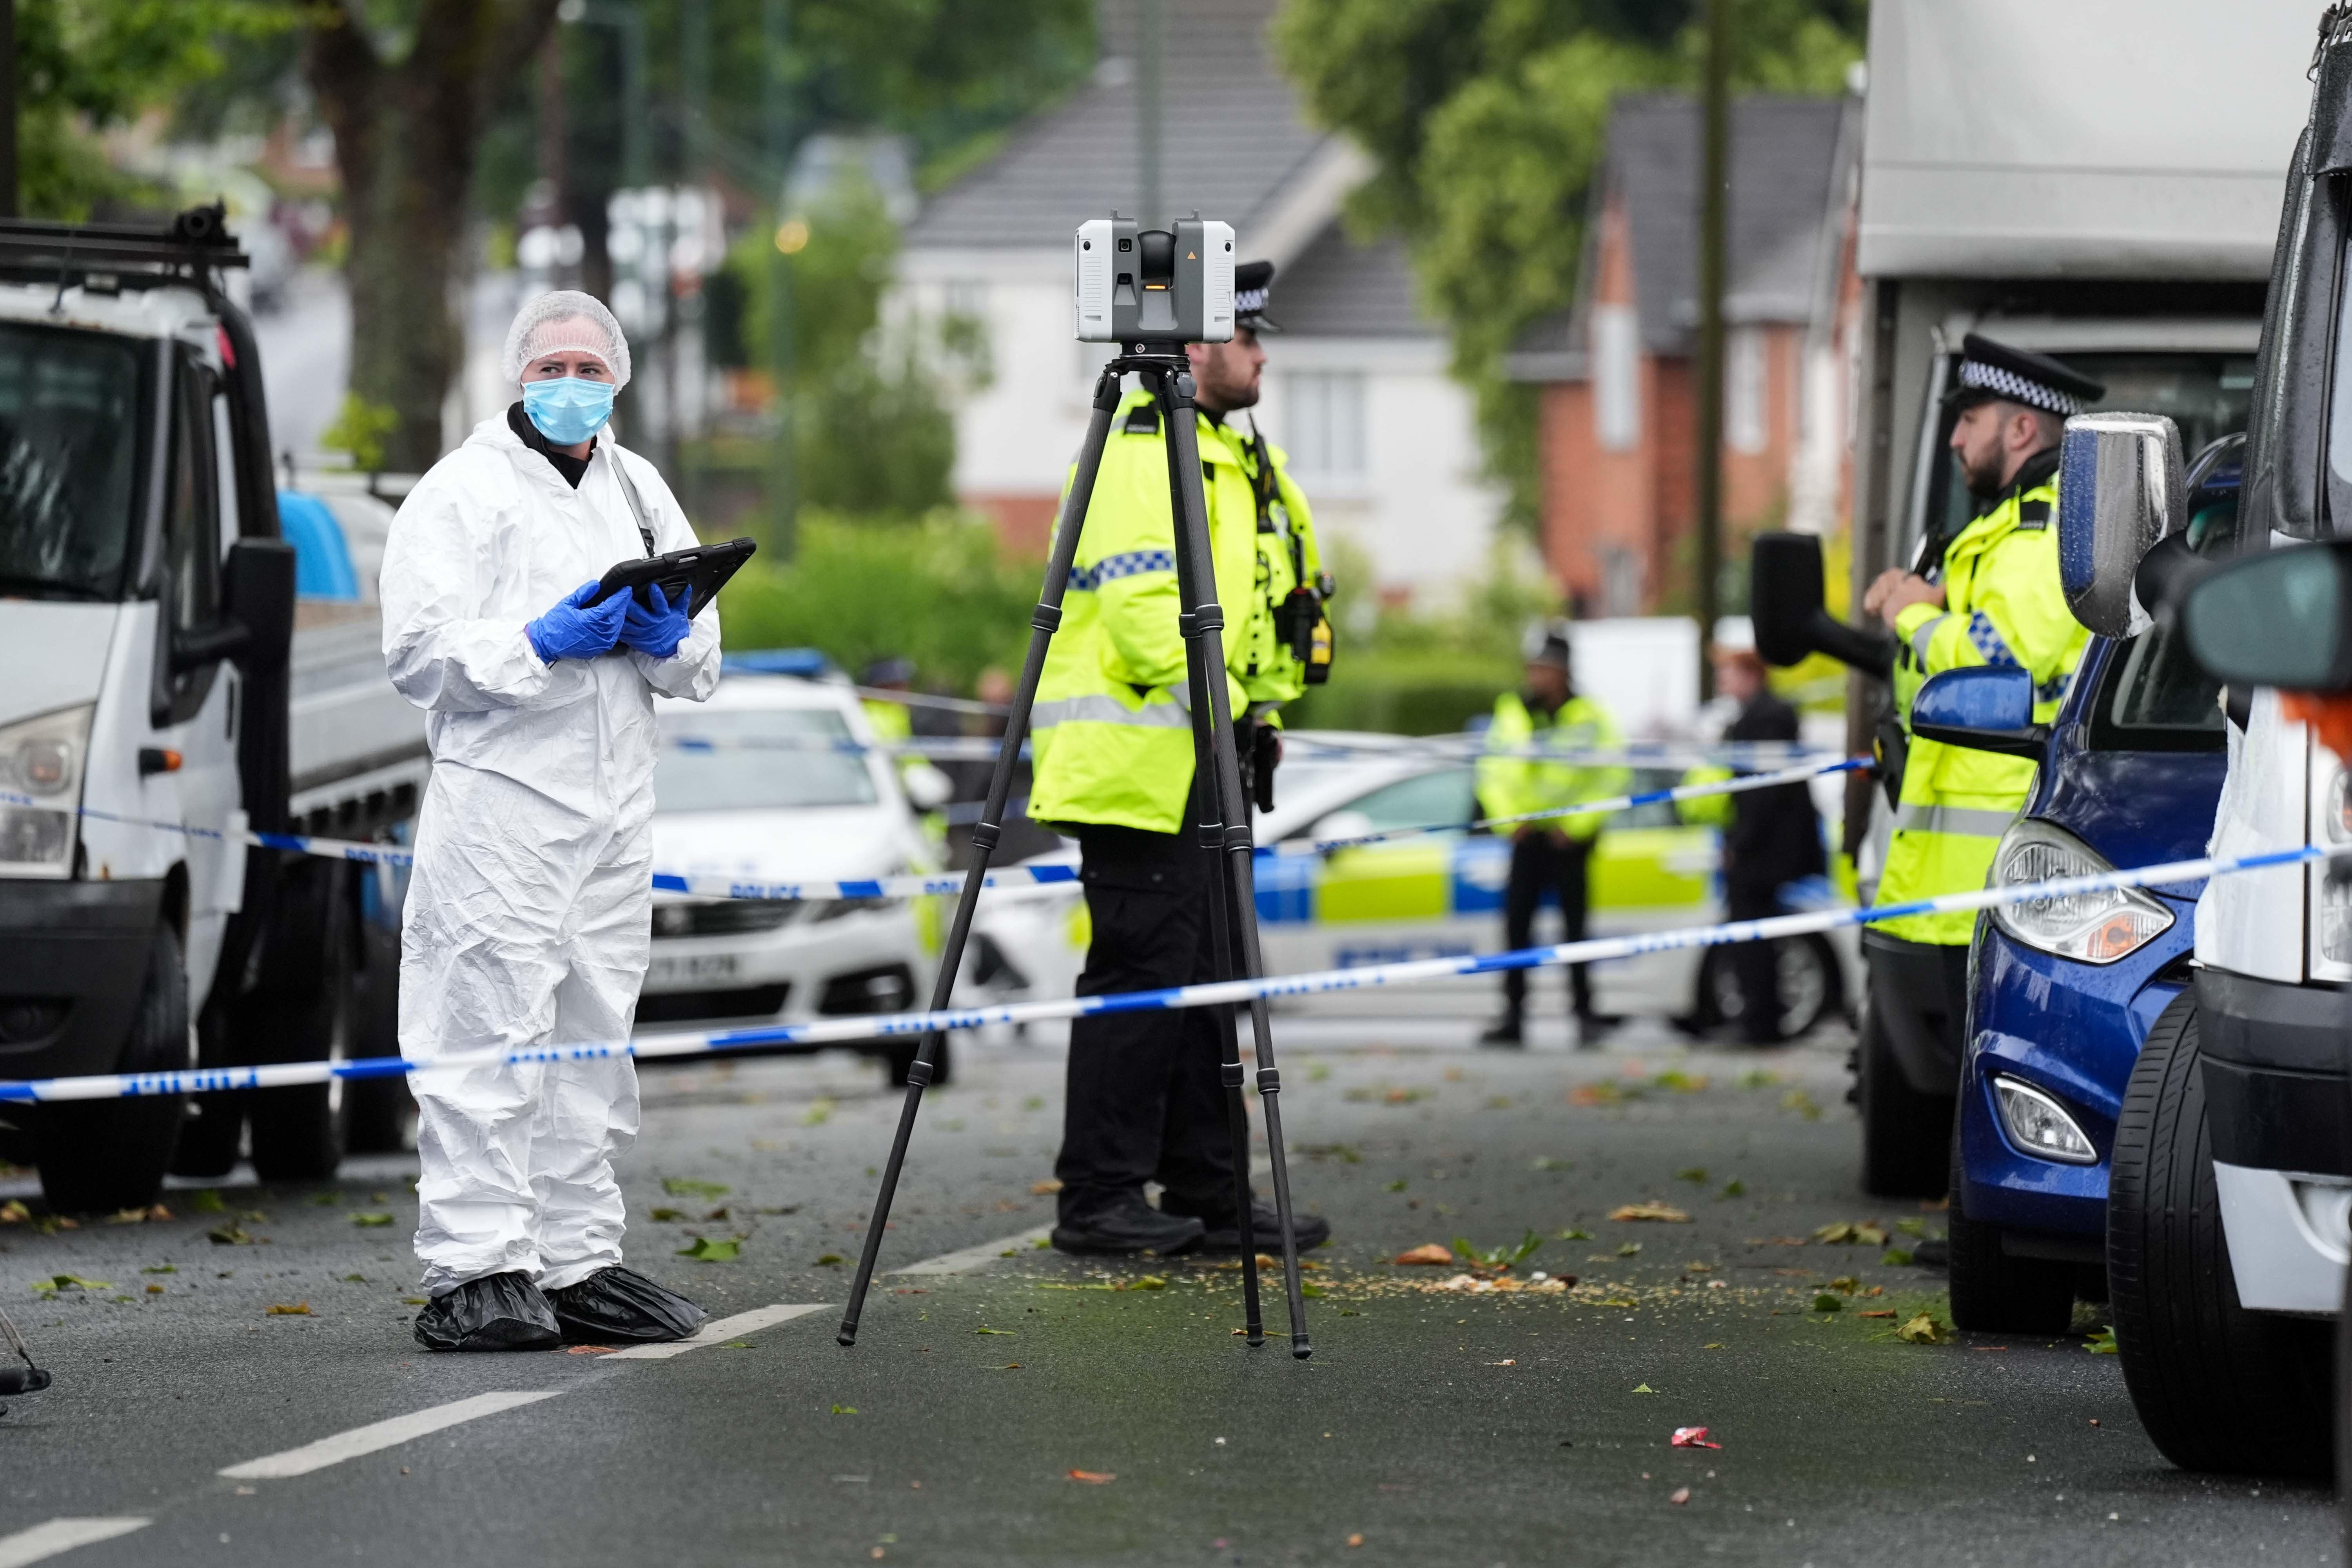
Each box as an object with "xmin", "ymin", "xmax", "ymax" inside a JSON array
[{"xmin": 836, "ymin": 352, "xmax": 1313, "ymax": 1359}]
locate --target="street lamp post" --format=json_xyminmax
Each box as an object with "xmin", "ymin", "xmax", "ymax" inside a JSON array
[{"xmin": 1694, "ymin": 0, "xmax": 1730, "ymax": 700}]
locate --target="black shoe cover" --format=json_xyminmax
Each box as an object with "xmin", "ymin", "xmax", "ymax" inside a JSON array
[
  {"xmin": 546, "ymin": 1266, "xmax": 708, "ymax": 1345},
  {"xmin": 413, "ymin": 1272, "xmax": 561, "ymax": 1352},
  {"xmin": 1051, "ymin": 1193, "xmax": 1206, "ymax": 1256}
]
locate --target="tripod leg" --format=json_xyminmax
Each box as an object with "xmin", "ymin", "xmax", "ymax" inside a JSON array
[
  {"xmin": 836, "ymin": 367, "xmax": 1127, "ymax": 1348},
  {"xmin": 1152, "ymin": 367, "xmax": 1313, "ymax": 1360},
  {"xmin": 1150, "ymin": 381, "xmax": 1263, "ymax": 1345}
]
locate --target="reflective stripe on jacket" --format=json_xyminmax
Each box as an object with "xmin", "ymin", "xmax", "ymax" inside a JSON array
[
  {"xmin": 1475, "ymin": 691, "xmax": 1628, "ymax": 843},
  {"xmin": 1027, "ymin": 390, "xmax": 1273, "ymax": 834},
  {"xmin": 1873, "ymin": 452, "xmax": 2086, "ymax": 944}
]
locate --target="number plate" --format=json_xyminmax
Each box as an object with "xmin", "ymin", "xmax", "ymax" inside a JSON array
[{"xmin": 646, "ymin": 953, "xmax": 741, "ymax": 989}]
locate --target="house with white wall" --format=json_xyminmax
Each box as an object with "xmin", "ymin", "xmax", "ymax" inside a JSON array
[{"xmin": 895, "ymin": 0, "xmax": 1501, "ymax": 607}]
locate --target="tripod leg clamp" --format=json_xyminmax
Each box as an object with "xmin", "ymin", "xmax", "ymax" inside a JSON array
[
  {"xmin": 1220, "ymin": 1062, "xmax": 1245, "ymax": 1089},
  {"xmin": 1256, "ymin": 1068, "xmax": 1280, "ymax": 1095},
  {"xmin": 904, "ymin": 1058, "xmax": 935, "ymax": 1088},
  {"xmin": 970, "ymin": 822, "xmax": 1001, "ymax": 853},
  {"xmin": 1032, "ymin": 603, "xmax": 1062, "ymax": 632},
  {"xmin": 1191, "ymin": 601, "xmax": 1225, "ymax": 633}
]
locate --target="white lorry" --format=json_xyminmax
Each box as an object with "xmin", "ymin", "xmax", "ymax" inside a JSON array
[
  {"xmin": 0, "ymin": 207, "xmax": 425, "ymax": 1211},
  {"xmin": 1755, "ymin": 0, "xmax": 2314, "ymax": 1196}
]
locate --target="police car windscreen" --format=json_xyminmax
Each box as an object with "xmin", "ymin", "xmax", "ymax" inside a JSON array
[
  {"xmin": 653, "ymin": 708, "xmax": 880, "ymax": 811},
  {"xmin": 0, "ymin": 322, "xmax": 146, "ymax": 601}
]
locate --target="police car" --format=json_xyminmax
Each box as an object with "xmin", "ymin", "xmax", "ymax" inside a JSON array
[
  {"xmin": 641, "ymin": 673, "xmax": 948, "ymax": 1083},
  {"xmin": 972, "ymin": 730, "xmax": 1855, "ymax": 1038}
]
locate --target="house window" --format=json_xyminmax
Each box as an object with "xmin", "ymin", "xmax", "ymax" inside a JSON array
[
  {"xmin": 1592, "ymin": 304, "xmax": 1639, "ymax": 451},
  {"xmin": 1728, "ymin": 326, "xmax": 1768, "ymax": 454},
  {"xmin": 1283, "ymin": 371, "xmax": 1366, "ymax": 479}
]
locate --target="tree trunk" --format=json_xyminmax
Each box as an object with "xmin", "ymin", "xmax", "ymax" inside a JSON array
[{"xmin": 303, "ymin": 0, "xmax": 563, "ymax": 473}]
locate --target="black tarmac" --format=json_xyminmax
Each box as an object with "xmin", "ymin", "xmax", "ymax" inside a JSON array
[{"xmin": 0, "ymin": 1020, "xmax": 2330, "ymax": 1566}]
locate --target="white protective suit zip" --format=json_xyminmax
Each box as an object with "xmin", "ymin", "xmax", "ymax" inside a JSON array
[{"xmin": 380, "ymin": 414, "xmax": 721, "ymax": 1296}]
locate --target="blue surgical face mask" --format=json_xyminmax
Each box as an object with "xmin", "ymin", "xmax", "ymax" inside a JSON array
[{"xmin": 521, "ymin": 376, "xmax": 616, "ymax": 445}]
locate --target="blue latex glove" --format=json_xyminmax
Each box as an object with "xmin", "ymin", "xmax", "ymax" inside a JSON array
[
  {"xmin": 526, "ymin": 580, "xmax": 629, "ymax": 663},
  {"xmin": 619, "ymin": 581, "xmax": 691, "ymax": 659}
]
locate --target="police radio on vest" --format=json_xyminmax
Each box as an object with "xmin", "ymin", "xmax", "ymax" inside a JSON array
[{"xmin": 1072, "ymin": 216, "xmax": 1235, "ymax": 346}]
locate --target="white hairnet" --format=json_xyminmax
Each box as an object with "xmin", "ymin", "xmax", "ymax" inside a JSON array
[{"xmin": 501, "ymin": 289, "xmax": 632, "ymax": 388}]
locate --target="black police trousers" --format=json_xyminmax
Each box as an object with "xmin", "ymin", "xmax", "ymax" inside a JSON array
[
  {"xmin": 1500, "ymin": 831, "xmax": 1596, "ymax": 1022},
  {"xmin": 1052, "ymin": 817, "xmax": 1235, "ymax": 1218},
  {"xmin": 1726, "ymin": 880, "xmax": 1786, "ymax": 1043}
]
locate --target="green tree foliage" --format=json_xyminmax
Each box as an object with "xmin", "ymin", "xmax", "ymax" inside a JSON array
[
  {"xmin": 16, "ymin": 0, "xmax": 289, "ymax": 218},
  {"xmin": 1273, "ymin": 0, "xmax": 1866, "ymax": 526},
  {"xmin": 717, "ymin": 515, "xmax": 1034, "ymax": 690}
]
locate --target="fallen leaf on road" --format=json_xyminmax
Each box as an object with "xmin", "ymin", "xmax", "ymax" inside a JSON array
[
  {"xmin": 145, "ymin": 1284, "xmax": 163, "ymax": 1295},
  {"xmin": 1669, "ymin": 1486, "xmax": 1691, "ymax": 1505},
  {"xmin": 142, "ymin": 1264, "xmax": 176, "ymax": 1275},
  {"xmin": 104, "ymin": 1204, "xmax": 171, "ymax": 1224},
  {"xmin": 1610, "ymin": 1203, "xmax": 1691, "ymax": 1223},
  {"xmin": 832, "ymin": 1405, "xmax": 857, "ymax": 1415},
  {"xmin": 207, "ymin": 1224, "xmax": 256, "ymax": 1246},
  {"xmin": 1653, "ymin": 1071, "xmax": 1708, "ymax": 1093},
  {"xmin": 1488, "ymin": 1359, "xmax": 1516, "ymax": 1366},
  {"xmin": 1568, "ymin": 1083, "xmax": 1623, "ymax": 1107},
  {"xmin": 2084, "ymin": 1326, "xmax": 2118, "ymax": 1354},
  {"xmin": 1067, "ymin": 1470, "xmax": 1116, "ymax": 1484},
  {"xmin": 267, "ymin": 1303, "xmax": 310, "ymax": 1316},
  {"xmin": 1300, "ymin": 1282, "xmax": 1326, "ymax": 1297},
  {"xmin": 1670, "ymin": 1427, "xmax": 1721, "ymax": 1449},
  {"xmin": 0, "ymin": 1201, "xmax": 26, "ymax": 1224},
  {"xmin": 1719, "ymin": 1179, "xmax": 1746, "ymax": 1198},
  {"xmin": 30, "ymin": 1274, "xmax": 108, "ymax": 1298},
  {"xmin": 189, "ymin": 1189, "xmax": 226, "ymax": 1213},
  {"xmin": 401, "ymin": 1296, "xmax": 428, "ymax": 1306},
  {"xmin": 351, "ymin": 1213, "xmax": 394, "ymax": 1228},
  {"xmin": 1030, "ymin": 1179, "xmax": 1063, "ymax": 1195},
  {"xmin": 1393, "ymin": 1243, "xmax": 1454, "ymax": 1266},
  {"xmin": 1347, "ymin": 1535, "xmax": 1365, "ymax": 1548},
  {"xmin": 650, "ymin": 1207, "xmax": 687, "ymax": 1222},
  {"xmin": 1617, "ymin": 1242, "xmax": 1641, "ymax": 1257},
  {"xmin": 814, "ymin": 1253, "xmax": 844, "ymax": 1266},
  {"xmin": 1811, "ymin": 1221, "xmax": 1889, "ymax": 1246},
  {"xmin": 1674, "ymin": 1167, "xmax": 1707, "ymax": 1183},
  {"xmin": 975, "ymin": 1327, "xmax": 1014, "ymax": 1336},
  {"xmin": 1858, "ymin": 1309, "xmax": 1896, "ymax": 1318},
  {"xmin": 1132, "ymin": 1275, "xmax": 1168, "ymax": 1290},
  {"xmin": 1827, "ymin": 1276, "xmax": 1859, "ymax": 1294},
  {"xmin": 1631, "ymin": 1383, "xmax": 1656, "ymax": 1394},
  {"xmin": 676, "ymin": 1236, "xmax": 741, "ymax": 1262},
  {"xmin": 1881, "ymin": 1249, "xmax": 1915, "ymax": 1266},
  {"xmin": 662, "ymin": 1178, "xmax": 730, "ymax": 1199},
  {"xmin": 997, "ymin": 1363, "xmax": 1021, "ymax": 1370},
  {"xmin": 1811, "ymin": 1294, "xmax": 1843, "ymax": 1313},
  {"xmin": 566, "ymin": 1345, "xmax": 615, "ymax": 1354},
  {"xmin": 1781, "ymin": 1090, "xmax": 1823, "ymax": 1120},
  {"xmin": 1751, "ymin": 1236, "xmax": 1806, "ymax": 1247},
  {"xmin": 1895, "ymin": 1312, "xmax": 1951, "ymax": 1345}
]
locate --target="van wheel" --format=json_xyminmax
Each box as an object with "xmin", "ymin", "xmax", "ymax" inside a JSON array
[
  {"xmin": 1947, "ymin": 1123, "xmax": 2074, "ymax": 1334},
  {"xmin": 2108, "ymin": 992, "xmax": 2333, "ymax": 1477},
  {"xmin": 884, "ymin": 1034, "xmax": 952, "ymax": 1089},
  {"xmin": 1858, "ymin": 1002, "xmax": 1952, "ymax": 1198},
  {"xmin": 37, "ymin": 925, "xmax": 189, "ymax": 1214},
  {"xmin": 247, "ymin": 898, "xmax": 355, "ymax": 1183}
]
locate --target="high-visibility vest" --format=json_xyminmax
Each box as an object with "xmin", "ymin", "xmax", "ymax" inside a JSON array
[
  {"xmin": 1234, "ymin": 423, "xmax": 1325, "ymax": 711},
  {"xmin": 1028, "ymin": 390, "xmax": 1285, "ymax": 834},
  {"xmin": 1874, "ymin": 452, "xmax": 2087, "ymax": 944},
  {"xmin": 1475, "ymin": 691, "xmax": 1627, "ymax": 844}
]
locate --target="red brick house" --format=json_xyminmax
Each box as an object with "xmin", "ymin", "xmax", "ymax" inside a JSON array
[{"xmin": 1506, "ymin": 94, "xmax": 1861, "ymax": 616}]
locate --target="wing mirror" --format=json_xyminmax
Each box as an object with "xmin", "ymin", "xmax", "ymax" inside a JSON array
[
  {"xmin": 2058, "ymin": 412, "xmax": 2186, "ymax": 638},
  {"xmin": 170, "ymin": 537, "xmax": 295, "ymax": 674},
  {"xmin": 2183, "ymin": 539, "xmax": 2352, "ymax": 691},
  {"xmin": 1747, "ymin": 533, "xmax": 1894, "ymax": 679},
  {"xmin": 1909, "ymin": 666, "xmax": 2048, "ymax": 761}
]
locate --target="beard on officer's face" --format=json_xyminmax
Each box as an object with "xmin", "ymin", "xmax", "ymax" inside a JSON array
[{"xmin": 1189, "ymin": 337, "xmax": 1263, "ymax": 412}]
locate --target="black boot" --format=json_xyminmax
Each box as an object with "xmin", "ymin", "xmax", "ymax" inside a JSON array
[
  {"xmin": 546, "ymin": 1266, "xmax": 709, "ymax": 1345},
  {"xmin": 1051, "ymin": 1192, "xmax": 1206, "ymax": 1256},
  {"xmin": 1479, "ymin": 1015, "xmax": 1524, "ymax": 1046},
  {"xmin": 1161, "ymin": 1190, "xmax": 1332, "ymax": 1254},
  {"xmin": 413, "ymin": 1272, "xmax": 561, "ymax": 1352}
]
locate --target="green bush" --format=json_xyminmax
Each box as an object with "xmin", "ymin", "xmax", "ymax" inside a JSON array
[{"xmin": 717, "ymin": 513, "xmax": 1036, "ymax": 691}]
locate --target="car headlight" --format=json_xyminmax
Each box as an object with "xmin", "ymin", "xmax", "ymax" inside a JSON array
[
  {"xmin": 0, "ymin": 704, "xmax": 93, "ymax": 878},
  {"xmin": 1989, "ymin": 818, "xmax": 2173, "ymax": 964},
  {"xmin": 1991, "ymin": 1074, "xmax": 2098, "ymax": 1164}
]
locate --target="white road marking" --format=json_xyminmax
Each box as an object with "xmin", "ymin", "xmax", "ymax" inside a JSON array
[
  {"xmin": 603, "ymin": 1303, "xmax": 829, "ymax": 1360},
  {"xmin": 0, "ymin": 1518, "xmax": 151, "ymax": 1566},
  {"xmin": 218, "ymin": 1391, "xmax": 561, "ymax": 1480},
  {"xmin": 891, "ymin": 1225, "xmax": 1054, "ymax": 1275}
]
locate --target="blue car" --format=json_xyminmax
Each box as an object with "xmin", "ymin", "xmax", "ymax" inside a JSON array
[{"xmin": 1942, "ymin": 437, "xmax": 2240, "ymax": 1333}]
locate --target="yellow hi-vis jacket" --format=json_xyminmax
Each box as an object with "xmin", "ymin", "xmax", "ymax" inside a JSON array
[
  {"xmin": 1475, "ymin": 691, "xmax": 1627, "ymax": 845},
  {"xmin": 1873, "ymin": 450, "xmax": 2087, "ymax": 944},
  {"xmin": 1028, "ymin": 390, "xmax": 1305, "ymax": 834}
]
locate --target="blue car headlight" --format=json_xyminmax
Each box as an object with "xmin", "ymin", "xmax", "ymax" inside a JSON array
[
  {"xmin": 1989, "ymin": 818, "xmax": 2174, "ymax": 964},
  {"xmin": 1991, "ymin": 1074, "xmax": 2098, "ymax": 1164}
]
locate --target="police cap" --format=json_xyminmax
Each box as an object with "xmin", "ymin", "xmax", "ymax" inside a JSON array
[
  {"xmin": 1234, "ymin": 260, "xmax": 1280, "ymax": 334},
  {"xmin": 1521, "ymin": 618, "xmax": 1573, "ymax": 672},
  {"xmin": 1944, "ymin": 333, "xmax": 2105, "ymax": 418}
]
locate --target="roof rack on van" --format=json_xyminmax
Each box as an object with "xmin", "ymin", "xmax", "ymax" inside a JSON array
[{"xmin": 0, "ymin": 202, "xmax": 249, "ymax": 287}]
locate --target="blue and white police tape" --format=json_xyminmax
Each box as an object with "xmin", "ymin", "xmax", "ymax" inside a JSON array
[
  {"xmin": 662, "ymin": 731, "xmax": 1851, "ymax": 771},
  {"xmin": 0, "ymin": 836, "xmax": 2335, "ymax": 1105},
  {"xmin": 2, "ymin": 754, "xmax": 1866, "ymax": 902}
]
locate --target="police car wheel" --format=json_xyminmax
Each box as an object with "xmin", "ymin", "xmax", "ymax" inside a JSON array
[{"xmin": 2108, "ymin": 992, "xmax": 2332, "ymax": 1477}]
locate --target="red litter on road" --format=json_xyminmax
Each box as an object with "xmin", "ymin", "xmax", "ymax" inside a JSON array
[{"xmin": 1670, "ymin": 1426, "xmax": 1722, "ymax": 1449}]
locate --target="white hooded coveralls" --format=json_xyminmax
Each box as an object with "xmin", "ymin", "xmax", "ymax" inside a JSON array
[{"xmin": 381, "ymin": 415, "xmax": 721, "ymax": 1296}]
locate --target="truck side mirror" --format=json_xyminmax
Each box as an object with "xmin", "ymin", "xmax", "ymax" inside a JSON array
[
  {"xmin": 2058, "ymin": 412, "xmax": 2186, "ymax": 639},
  {"xmin": 2183, "ymin": 539, "xmax": 2352, "ymax": 691},
  {"xmin": 1909, "ymin": 665, "xmax": 2048, "ymax": 761},
  {"xmin": 1747, "ymin": 533, "xmax": 1895, "ymax": 680}
]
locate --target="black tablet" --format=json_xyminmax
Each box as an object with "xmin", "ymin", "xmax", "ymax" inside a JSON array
[{"xmin": 590, "ymin": 537, "xmax": 757, "ymax": 619}]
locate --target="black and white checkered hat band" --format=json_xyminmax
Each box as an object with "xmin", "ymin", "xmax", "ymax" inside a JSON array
[
  {"xmin": 1957, "ymin": 358, "xmax": 2083, "ymax": 417},
  {"xmin": 1236, "ymin": 286, "xmax": 1270, "ymax": 316}
]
